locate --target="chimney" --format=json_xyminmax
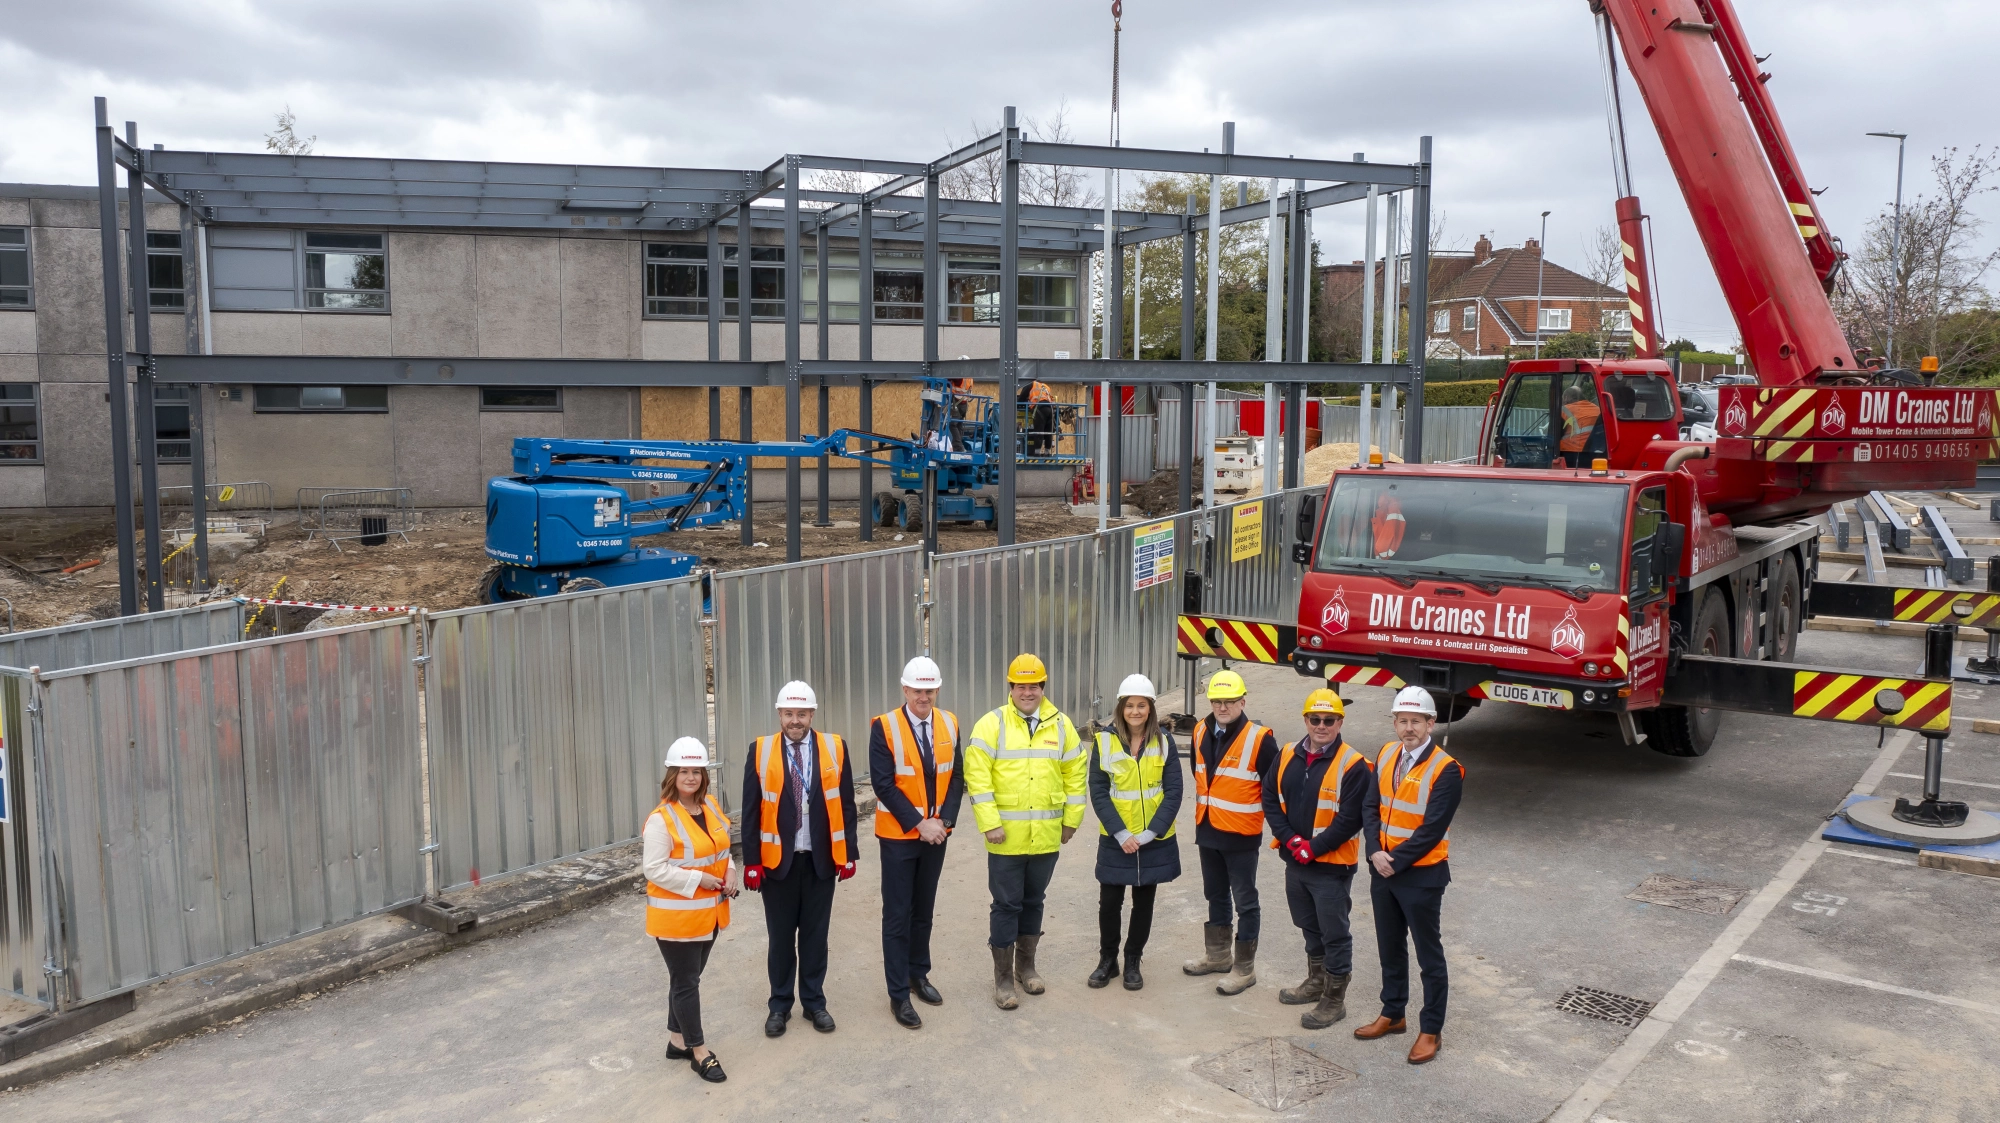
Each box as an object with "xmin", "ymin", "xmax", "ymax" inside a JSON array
[
  {"xmin": 1523, "ymin": 238, "xmax": 1541, "ymax": 257},
  {"xmin": 1473, "ymin": 234, "xmax": 1492, "ymax": 264}
]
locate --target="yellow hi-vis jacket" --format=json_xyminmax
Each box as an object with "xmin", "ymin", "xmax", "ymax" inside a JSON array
[{"xmin": 964, "ymin": 698, "xmax": 1086, "ymax": 855}]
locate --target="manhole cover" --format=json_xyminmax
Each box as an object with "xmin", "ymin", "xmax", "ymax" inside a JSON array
[
  {"xmin": 1626, "ymin": 873, "xmax": 1751, "ymax": 916},
  {"xmin": 1194, "ymin": 1037, "xmax": 1356, "ymax": 1110},
  {"xmin": 1555, "ymin": 986, "xmax": 1655, "ymax": 1028}
]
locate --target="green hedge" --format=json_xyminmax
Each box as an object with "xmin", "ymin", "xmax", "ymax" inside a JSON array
[
  {"xmin": 1328, "ymin": 379, "xmax": 1499, "ymax": 408},
  {"xmin": 1674, "ymin": 350, "xmax": 1740, "ymax": 365}
]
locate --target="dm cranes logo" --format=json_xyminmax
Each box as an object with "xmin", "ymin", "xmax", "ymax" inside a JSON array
[
  {"xmin": 1722, "ymin": 397, "xmax": 1750, "ymax": 436},
  {"xmin": 1549, "ymin": 606, "xmax": 1587, "ymax": 659},
  {"xmin": 1321, "ymin": 587, "xmax": 1351, "ymax": 636},
  {"xmin": 1982, "ymin": 397, "xmax": 1994, "ymax": 435},
  {"xmin": 1819, "ymin": 397, "xmax": 1846, "ymax": 435}
]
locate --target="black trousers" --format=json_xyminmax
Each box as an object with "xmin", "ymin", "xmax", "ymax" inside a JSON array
[
  {"xmin": 879, "ymin": 837, "xmax": 948, "ymax": 1001},
  {"xmin": 1285, "ymin": 862, "xmax": 1356, "ymax": 975},
  {"xmin": 1197, "ymin": 845, "xmax": 1262, "ymax": 941},
  {"xmin": 1371, "ymin": 875, "xmax": 1448, "ymax": 1034},
  {"xmin": 987, "ymin": 851, "xmax": 1060, "ymax": 947},
  {"xmin": 1098, "ymin": 883, "xmax": 1157, "ymax": 959},
  {"xmin": 657, "ymin": 937, "xmax": 715, "ymax": 1048},
  {"xmin": 762, "ymin": 864, "xmax": 837, "ymax": 1014}
]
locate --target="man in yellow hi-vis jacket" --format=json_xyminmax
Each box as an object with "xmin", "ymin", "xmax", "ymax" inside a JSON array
[{"xmin": 963, "ymin": 652, "xmax": 1086, "ymax": 1011}]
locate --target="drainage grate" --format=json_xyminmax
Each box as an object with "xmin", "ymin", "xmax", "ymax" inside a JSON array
[
  {"xmin": 1194, "ymin": 1038, "xmax": 1356, "ymax": 1110},
  {"xmin": 1555, "ymin": 986, "xmax": 1656, "ymax": 1028},
  {"xmin": 1626, "ymin": 873, "xmax": 1752, "ymax": 916}
]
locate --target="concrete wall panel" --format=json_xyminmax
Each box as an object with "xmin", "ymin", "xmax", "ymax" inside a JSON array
[
  {"xmin": 0, "ymin": 354, "xmax": 33, "ymax": 381},
  {"xmin": 212, "ymin": 312, "xmax": 304, "ymax": 355},
  {"xmin": 389, "ymin": 233, "xmax": 477, "ymax": 355},
  {"xmin": 0, "ymin": 311, "xmax": 34, "ymax": 355},
  {"xmin": 210, "ymin": 397, "xmax": 395, "ymax": 499},
  {"xmin": 30, "ymin": 226, "xmax": 116, "ymax": 357},
  {"xmin": 39, "ymin": 380, "xmax": 126, "ymax": 506},
  {"xmin": 145, "ymin": 313, "xmax": 188, "ymax": 355},
  {"xmin": 641, "ymin": 319, "xmax": 707, "ymax": 360},
  {"xmin": 36, "ymin": 353, "xmax": 111, "ymax": 383},
  {"xmin": 0, "ymin": 198, "xmax": 29, "ymax": 225},
  {"xmin": 0, "ymin": 466, "xmax": 47, "ymax": 509},
  {"xmin": 474, "ymin": 237, "xmax": 560, "ymax": 357},
  {"xmin": 389, "ymin": 385, "xmax": 483, "ymax": 506},
  {"xmin": 29, "ymin": 198, "xmax": 98, "ymax": 231},
  {"xmin": 558, "ymin": 238, "xmax": 636, "ymax": 358},
  {"xmin": 478, "ymin": 409, "xmax": 561, "ymax": 491},
  {"xmin": 560, "ymin": 387, "xmax": 635, "ymax": 441},
  {"xmin": 301, "ymin": 313, "xmax": 392, "ymax": 356}
]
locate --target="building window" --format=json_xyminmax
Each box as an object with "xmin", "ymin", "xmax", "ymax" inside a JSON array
[
  {"xmin": 146, "ymin": 231, "xmax": 185, "ymax": 309},
  {"xmin": 724, "ymin": 245, "xmax": 785, "ymax": 319},
  {"xmin": 0, "ymin": 384, "xmax": 39, "ymax": 462},
  {"xmin": 802, "ymin": 248, "xmax": 861, "ymax": 323},
  {"xmin": 304, "ymin": 233, "xmax": 386, "ymax": 310},
  {"xmin": 1461, "ymin": 304, "xmax": 1477, "ymax": 332},
  {"xmin": 644, "ymin": 243, "xmax": 708, "ymax": 317},
  {"xmin": 252, "ymin": 385, "xmax": 390, "ymax": 412},
  {"xmin": 947, "ymin": 255, "xmax": 1077, "ymax": 325},
  {"xmin": 1537, "ymin": 307, "xmax": 1572, "ymax": 332},
  {"xmin": 1601, "ymin": 309, "xmax": 1631, "ymax": 333},
  {"xmin": 154, "ymin": 385, "xmax": 192, "ymax": 462},
  {"xmin": 872, "ymin": 251, "xmax": 926, "ymax": 321},
  {"xmin": 0, "ymin": 227, "xmax": 29, "ymax": 307},
  {"xmin": 1432, "ymin": 309, "xmax": 1450, "ymax": 335},
  {"xmin": 480, "ymin": 387, "xmax": 562, "ymax": 411}
]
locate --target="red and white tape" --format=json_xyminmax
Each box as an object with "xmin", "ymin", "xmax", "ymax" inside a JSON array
[{"xmin": 237, "ymin": 596, "xmax": 419, "ymax": 614}]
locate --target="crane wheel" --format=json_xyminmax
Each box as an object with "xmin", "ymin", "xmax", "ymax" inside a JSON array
[
  {"xmin": 1769, "ymin": 555, "xmax": 1802, "ymax": 663},
  {"xmin": 873, "ymin": 491, "xmax": 900, "ymax": 527},
  {"xmin": 560, "ymin": 577, "xmax": 608, "ymax": 595},
  {"xmin": 899, "ymin": 501, "xmax": 924, "ymax": 533},
  {"xmin": 1642, "ymin": 590, "xmax": 1730, "ymax": 758},
  {"xmin": 472, "ymin": 563, "xmax": 505, "ymax": 605}
]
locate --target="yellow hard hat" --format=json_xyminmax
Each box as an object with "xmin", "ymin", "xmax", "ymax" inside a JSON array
[
  {"xmin": 1207, "ymin": 669, "xmax": 1248, "ymax": 700},
  {"xmin": 1302, "ymin": 688, "xmax": 1345, "ymax": 716},
  {"xmin": 1007, "ymin": 653, "xmax": 1049, "ymax": 684}
]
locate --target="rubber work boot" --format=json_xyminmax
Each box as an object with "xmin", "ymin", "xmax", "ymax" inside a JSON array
[
  {"xmin": 1216, "ymin": 939, "xmax": 1258, "ymax": 996},
  {"xmin": 1183, "ymin": 924, "xmax": 1233, "ymax": 976},
  {"xmin": 1301, "ymin": 971, "xmax": 1351, "ymax": 1030},
  {"xmin": 991, "ymin": 944, "xmax": 1020, "ymax": 1010},
  {"xmin": 1015, "ymin": 934, "xmax": 1047, "ymax": 996},
  {"xmin": 1279, "ymin": 954, "xmax": 1325, "ymax": 1005}
]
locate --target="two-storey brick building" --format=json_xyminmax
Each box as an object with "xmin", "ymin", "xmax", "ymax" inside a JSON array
[{"xmin": 1423, "ymin": 235, "xmax": 1629, "ymax": 358}]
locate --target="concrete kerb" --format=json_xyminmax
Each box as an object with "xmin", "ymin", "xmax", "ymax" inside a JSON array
[{"xmin": 0, "ymin": 842, "xmax": 648, "ymax": 1092}]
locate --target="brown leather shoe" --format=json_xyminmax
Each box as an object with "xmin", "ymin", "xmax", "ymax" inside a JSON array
[
  {"xmin": 1352, "ymin": 1015, "xmax": 1408, "ymax": 1040},
  {"xmin": 1406, "ymin": 1032, "xmax": 1440, "ymax": 1065}
]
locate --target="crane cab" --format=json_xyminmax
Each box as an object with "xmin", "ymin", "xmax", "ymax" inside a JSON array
[{"xmin": 1479, "ymin": 359, "xmax": 1684, "ymax": 472}]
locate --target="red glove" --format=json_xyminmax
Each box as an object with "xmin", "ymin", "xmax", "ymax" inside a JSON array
[
  {"xmin": 1287, "ymin": 836, "xmax": 1315, "ymax": 866},
  {"xmin": 838, "ymin": 862, "xmax": 857, "ymax": 882},
  {"xmin": 742, "ymin": 865, "xmax": 764, "ymax": 892}
]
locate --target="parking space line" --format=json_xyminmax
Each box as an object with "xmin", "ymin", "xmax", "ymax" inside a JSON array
[
  {"xmin": 1730, "ymin": 954, "xmax": 2000, "ymax": 1016},
  {"xmin": 1887, "ymin": 771, "xmax": 2000, "ymax": 791},
  {"xmin": 1824, "ymin": 846, "xmax": 1916, "ymax": 866},
  {"xmin": 1548, "ymin": 729, "xmax": 1917, "ymax": 1123}
]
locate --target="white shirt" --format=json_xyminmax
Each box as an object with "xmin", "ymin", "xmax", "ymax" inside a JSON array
[
  {"xmin": 1389, "ymin": 736, "xmax": 1434, "ymax": 787},
  {"xmin": 642, "ymin": 802, "xmax": 735, "ymax": 898},
  {"xmin": 908, "ymin": 708, "xmax": 934, "ymax": 756},
  {"xmin": 787, "ymin": 735, "xmax": 814, "ymax": 852}
]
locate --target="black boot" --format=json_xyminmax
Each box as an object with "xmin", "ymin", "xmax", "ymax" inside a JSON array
[
  {"xmin": 1122, "ymin": 954, "xmax": 1144, "ymax": 991},
  {"xmin": 1088, "ymin": 953, "xmax": 1119, "ymax": 989}
]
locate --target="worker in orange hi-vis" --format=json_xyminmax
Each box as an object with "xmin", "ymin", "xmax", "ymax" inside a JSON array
[
  {"xmin": 1370, "ymin": 493, "xmax": 1406, "ymax": 559},
  {"xmin": 1558, "ymin": 382, "xmax": 1602, "ymax": 466}
]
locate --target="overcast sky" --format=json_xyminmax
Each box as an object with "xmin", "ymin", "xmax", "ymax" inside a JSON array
[{"xmin": 4, "ymin": 0, "xmax": 1994, "ymax": 350}]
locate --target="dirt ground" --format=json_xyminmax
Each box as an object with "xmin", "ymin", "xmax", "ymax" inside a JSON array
[{"xmin": 0, "ymin": 501, "xmax": 1108, "ymax": 634}]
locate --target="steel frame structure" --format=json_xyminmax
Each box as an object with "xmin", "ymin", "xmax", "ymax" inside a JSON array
[{"xmin": 97, "ymin": 95, "xmax": 1432, "ymax": 604}]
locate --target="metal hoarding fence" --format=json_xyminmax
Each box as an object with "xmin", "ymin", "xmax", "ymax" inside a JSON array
[
  {"xmin": 31, "ymin": 616, "xmax": 425, "ymax": 1007},
  {"xmin": 1093, "ymin": 511, "xmax": 1201, "ymax": 720},
  {"xmin": 0, "ymin": 668, "xmax": 53, "ymax": 1008},
  {"xmin": 1203, "ymin": 487, "xmax": 1316, "ymax": 623},
  {"xmin": 931, "ymin": 534, "xmax": 1103, "ymax": 728},
  {"xmin": 424, "ymin": 577, "xmax": 707, "ymax": 892},
  {"xmin": 710, "ymin": 549, "xmax": 923, "ymax": 812},
  {"xmin": 0, "ymin": 601, "xmax": 245, "ymax": 675}
]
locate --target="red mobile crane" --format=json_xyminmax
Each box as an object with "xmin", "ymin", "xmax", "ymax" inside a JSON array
[{"xmin": 1180, "ymin": 0, "xmax": 1993, "ymax": 792}]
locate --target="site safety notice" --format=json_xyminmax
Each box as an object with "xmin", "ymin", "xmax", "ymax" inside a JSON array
[
  {"xmin": 1230, "ymin": 501, "xmax": 1263, "ymax": 563},
  {"xmin": 1132, "ymin": 520, "xmax": 1175, "ymax": 590}
]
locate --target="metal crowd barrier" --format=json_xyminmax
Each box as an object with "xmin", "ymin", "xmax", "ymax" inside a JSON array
[
  {"xmin": 424, "ymin": 577, "xmax": 708, "ymax": 891},
  {"xmin": 298, "ymin": 487, "xmax": 417, "ymax": 551},
  {"xmin": 158, "ymin": 480, "xmax": 275, "ymax": 521}
]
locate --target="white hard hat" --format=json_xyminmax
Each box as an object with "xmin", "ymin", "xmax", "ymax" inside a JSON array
[
  {"xmin": 776, "ymin": 680, "xmax": 818, "ymax": 710},
  {"xmin": 902, "ymin": 656, "xmax": 943, "ymax": 690},
  {"xmin": 1115, "ymin": 673, "xmax": 1157, "ymax": 701},
  {"xmin": 1391, "ymin": 685, "xmax": 1438, "ymax": 717},
  {"xmin": 664, "ymin": 736, "xmax": 711, "ymax": 767}
]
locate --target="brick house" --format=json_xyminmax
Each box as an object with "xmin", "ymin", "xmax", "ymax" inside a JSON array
[{"xmin": 1424, "ymin": 235, "xmax": 1629, "ymax": 358}]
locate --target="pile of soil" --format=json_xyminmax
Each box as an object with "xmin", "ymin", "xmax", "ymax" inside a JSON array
[{"xmin": 1125, "ymin": 464, "xmax": 1201, "ymax": 517}]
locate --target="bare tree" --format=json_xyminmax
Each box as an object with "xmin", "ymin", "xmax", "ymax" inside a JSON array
[
  {"xmin": 1581, "ymin": 225, "xmax": 1625, "ymax": 356},
  {"xmin": 1836, "ymin": 145, "xmax": 2000, "ymax": 378},
  {"xmin": 265, "ymin": 106, "xmax": 315, "ymax": 155},
  {"xmin": 939, "ymin": 101, "xmax": 1100, "ymax": 208}
]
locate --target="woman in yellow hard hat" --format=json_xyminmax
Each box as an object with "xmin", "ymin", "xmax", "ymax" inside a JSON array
[
  {"xmin": 1085, "ymin": 672, "xmax": 1183, "ymax": 990},
  {"xmin": 1182, "ymin": 667, "xmax": 1280, "ymax": 996}
]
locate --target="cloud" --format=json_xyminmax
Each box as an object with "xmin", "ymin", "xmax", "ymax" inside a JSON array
[{"xmin": 4, "ymin": 0, "xmax": 1994, "ymax": 349}]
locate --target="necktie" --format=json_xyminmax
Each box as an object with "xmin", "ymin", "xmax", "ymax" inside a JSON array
[
  {"xmin": 916, "ymin": 718, "xmax": 932, "ymax": 758},
  {"xmin": 1395, "ymin": 746, "xmax": 1414, "ymax": 788},
  {"xmin": 791, "ymin": 738, "xmax": 811, "ymax": 817}
]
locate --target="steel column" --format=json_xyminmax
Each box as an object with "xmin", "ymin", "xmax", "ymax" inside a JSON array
[
  {"xmin": 94, "ymin": 99, "xmax": 138, "ymax": 616},
  {"xmin": 737, "ymin": 205, "xmax": 753, "ymax": 546},
  {"xmin": 1403, "ymin": 138, "xmax": 1433, "ymax": 464},
  {"xmin": 707, "ymin": 222, "xmax": 721, "ymax": 438},
  {"xmin": 180, "ymin": 204, "xmax": 210, "ymax": 589},
  {"xmin": 997, "ymin": 108, "xmax": 1020, "ymax": 545},
  {"xmin": 815, "ymin": 223, "xmax": 830, "ymax": 527},
  {"xmin": 860, "ymin": 196, "xmax": 880, "ymax": 544},
  {"xmin": 1107, "ymin": 381, "xmax": 1122, "ymax": 517},
  {"xmin": 784, "ymin": 157, "xmax": 802, "ymax": 562},
  {"xmin": 1178, "ymin": 381, "xmax": 1196, "ymax": 513},
  {"xmin": 1106, "ymin": 221, "xmax": 1123, "ymax": 361}
]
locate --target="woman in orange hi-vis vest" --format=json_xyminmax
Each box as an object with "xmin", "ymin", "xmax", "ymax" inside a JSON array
[{"xmin": 645, "ymin": 737, "xmax": 739, "ymax": 1083}]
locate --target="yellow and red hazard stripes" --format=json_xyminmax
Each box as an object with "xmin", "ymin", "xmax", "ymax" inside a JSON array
[
  {"xmin": 1323, "ymin": 663, "xmax": 1403, "ymax": 688},
  {"xmin": 1176, "ymin": 615, "xmax": 1289, "ymax": 664},
  {"xmin": 1792, "ymin": 671, "xmax": 1950, "ymax": 732},
  {"xmin": 1746, "ymin": 387, "xmax": 1821, "ymax": 439},
  {"xmin": 1890, "ymin": 589, "xmax": 2000, "ymax": 628}
]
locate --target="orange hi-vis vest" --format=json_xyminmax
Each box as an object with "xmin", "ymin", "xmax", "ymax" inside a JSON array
[
  {"xmin": 645, "ymin": 796, "xmax": 732, "ymax": 941},
  {"xmin": 1374, "ymin": 741, "xmax": 1462, "ymax": 867},
  {"xmin": 1028, "ymin": 381, "xmax": 1054, "ymax": 404},
  {"xmin": 1560, "ymin": 399, "xmax": 1601, "ymax": 453},
  {"xmin": 1192, "ymin": 720, "xmax": 1269, "ymax": 835},
  {"xmin": 755, "ymin": 731, "xmax": 849, "ymax": 869},
  {"xmin": 1371, "ymin": 494, "xmax": 1406, "ymax": 559},
  {"xmin": 873, "ymin": 707, "xmax": 959, "ymax": 841},
  {"xmin": 1271, "ymin": 740, "xmax": 1369, "ymax": 865}
]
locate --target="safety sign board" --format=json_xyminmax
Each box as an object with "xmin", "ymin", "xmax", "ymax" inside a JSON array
[
  {"xmin": 1132, "ymin": 520, "xmax": 1175, "ymax": 591},
  {"xmin": 1230, "ymin": 501, "xmax": 1264, "ymax": 563}
]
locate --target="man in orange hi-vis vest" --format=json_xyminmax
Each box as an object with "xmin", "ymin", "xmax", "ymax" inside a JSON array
[
  {"xmin": 740, "ymin": 680, "xmax": 858, "ymax": 1040},
  {"xmin": 868, "ymin": 656, "xmax": 964, "ymax": 1031},
  {"xmin": 1355, "ymin": 686, "xmax": 1464, "ymax": 1067},
  {"xmin": 1181, "ymin": 669, "xmax": 1281, "ymax": 997}
]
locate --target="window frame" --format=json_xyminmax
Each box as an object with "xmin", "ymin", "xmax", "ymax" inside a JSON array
[
  {"xmin": 1537, "ymin": 306, "xmax": 1572, "ymax": 332},
  {"xmin": 0, "ymin": 382, "xmax": 41, "ymax": 465},
  {"xmin": 146, "ymin": 230, "xmax": 186, "ymax": 310},
  {"xmin": 946, "ymin": 254, "xmax": 1079, "ymax": 325},
  {"xmin": 152, "ymin": 384, "xmax": 192, "ymax": 463},
  {"xmin": 644, "ymin": 243, "xmax": 710, "ymax": 318},
  {"xmin": 303, "ymin": 232, "xmax": 389, "ymax": 312},
  {"xmin": 1432, "ymin": 308, "xmax": 1450, "ymax": 335},
  {"xmin": 252, "ymin": 385, "xmax": 391, "ymax": 413},
  {"xmin": 0, "ymin": 226, "xmax": 31, "ymax": 309},
  {"xmin": 1601, "ymin": 307, "xmax": 1631, "ymax": 333},
  {"xmin": 479, "ymin": 386, "xmax": 564, "ymax": 412},
  {"xmin": 1462, "ymin": 304, "xmax": 1478, "ymax": 332}
]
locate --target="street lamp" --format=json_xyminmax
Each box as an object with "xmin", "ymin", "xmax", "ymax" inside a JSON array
[
  {"xmin": 1533, "ymin": 210, "xmax": 1551, "ymax": 358},
  {"xmin": 1866, "ymin": 132, "xmax": 1907, "ymax": 367}
]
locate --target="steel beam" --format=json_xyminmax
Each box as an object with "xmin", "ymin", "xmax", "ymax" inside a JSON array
[
  {"xmin": 1016, "ymin": 141, "xmax": 1417, "ymax": 186},
  {"xmin": 95, "ymin": 100, "xmax": 139, "ymax": 616}
]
